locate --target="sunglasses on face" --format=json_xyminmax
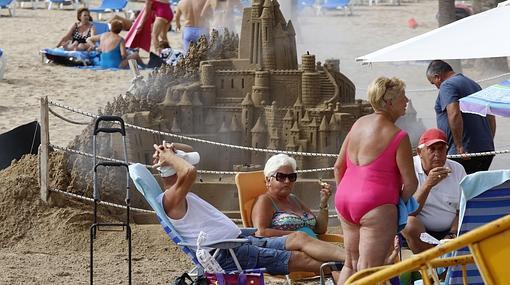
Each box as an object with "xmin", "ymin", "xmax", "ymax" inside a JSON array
[{"xmin": 271, "ymin": 172, "xmax": 298, "ymax": 183}]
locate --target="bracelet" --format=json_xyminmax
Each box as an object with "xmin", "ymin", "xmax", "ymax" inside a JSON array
[{"xmin": 319, "ymin": 205, "xmax": 328, "ymax": 211}]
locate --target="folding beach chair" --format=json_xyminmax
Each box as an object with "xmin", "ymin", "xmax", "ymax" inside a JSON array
[
  {"xmin": 92, "ymin": 21, "xmax": 110, "ymax": 35},
  {"xmin": 0, "ymin": 0, "xmax": 15, "ymax": 16},
  {"xmin": 128, "ymin": 163, "xmax": 265, "ymax": 278},
  {"xmin": 89, "ymin": 0, "xmax": 128, "ymax": 20},
  {"xmin": 446, "ymin": 170, "xmax": 510, "ymax": 285},
  {"xmin": 235, "ymin": 170, "xmax": 343, "ymax": 283}
]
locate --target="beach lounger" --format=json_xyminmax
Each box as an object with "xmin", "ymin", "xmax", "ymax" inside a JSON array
[
  {"xmin": 89, "ymin": 0, "xmax": 128, "ymax": 20},
  {"xmin": 0, "ymin": 0, "xmax": 15, "ymax": 16},
  {"xmin": 47, "ymin": 0, "xmax": 76, "ymax": 10},
  {"xmin": 128, "ymin": 163, "xmax": 264, "ymax": 277},
  {"xmin": 446, "ymin": 170, "xmax": 510, "ymax": 285}
]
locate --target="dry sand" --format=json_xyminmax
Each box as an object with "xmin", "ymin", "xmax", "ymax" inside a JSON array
[{"xmin": 1, "ymin": 0, "xmax": 510, "ymax": 284}]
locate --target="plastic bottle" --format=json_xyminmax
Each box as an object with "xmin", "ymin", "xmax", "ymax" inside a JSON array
[
  {"xmin": 196, "ymin": 231, "xmax": 224, "ymax": 273},
  {"xmin": 158, "ymin": 149, "xmax": 200, "ymax": 177}
]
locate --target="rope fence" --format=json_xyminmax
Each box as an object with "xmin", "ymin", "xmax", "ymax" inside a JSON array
[{"xmin": 40, "ymin": 68, "xmax": 510, "ymax": 219}]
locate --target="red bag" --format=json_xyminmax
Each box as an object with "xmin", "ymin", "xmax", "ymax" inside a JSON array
[{"xmin": 205, "ymin": 270, "xmax": 264, "ymax": 285}]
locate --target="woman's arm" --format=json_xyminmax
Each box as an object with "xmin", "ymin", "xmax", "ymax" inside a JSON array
[
  {"xmin": 85, "ymin": 35, "xmax": 101, "ymax": 50},
  {"xmin": 90, "ymin": 24, "xmax": 97, "ymax": 37},
  {"xmin": 333, "ymin": 134, "xmax": 349, "ymax": 186},
  {"xmin": 396, "ymin": 134, "xmax": 418, "ymax": 201},
  {"xmin": 295, "ymin": 190, "xmax": 329, "ymax": 235},
  {"xmin": 252, "ymin": 195, "xmax": 294, "ymax": 237},
  {"xmin": 57, "ymin": 24, "xmax": 75, "ymax": 47},
  {"xmin": 120, "ymin": 39, "xmax": 127, "ymax": 59}
]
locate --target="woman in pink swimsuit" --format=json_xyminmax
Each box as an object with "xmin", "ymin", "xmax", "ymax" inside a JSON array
[
  {"xmin": 126, "ymin": 0, "xmax": 173, "ymax": 54},
  {"xmin": 334, "ymin": 77, "xmax": 418, "ymax": 284}
]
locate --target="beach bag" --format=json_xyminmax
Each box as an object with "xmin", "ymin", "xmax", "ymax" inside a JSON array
[{"xmin": 205, "ymin": 270, "xmax": 265, "ymax": 285}]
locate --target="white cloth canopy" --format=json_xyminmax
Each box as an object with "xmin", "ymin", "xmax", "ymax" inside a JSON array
[{"xmin": 356, "ymin": 3, "xmax": 510, "ymax": 64}]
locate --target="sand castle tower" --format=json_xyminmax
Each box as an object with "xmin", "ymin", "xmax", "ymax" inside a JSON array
[{"xmin": 301, "ymin": 53, "xmax": 321, "ymax": 107}]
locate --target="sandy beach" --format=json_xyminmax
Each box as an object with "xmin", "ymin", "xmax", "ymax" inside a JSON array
[{"xmin": 1, "ymin": 0, "xmax": 510, "ymax": 283}]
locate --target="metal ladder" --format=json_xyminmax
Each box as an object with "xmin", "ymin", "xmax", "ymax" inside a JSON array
[{"xmin": 90, "ymin": 115, "xmax": 131, "ymax": 285}]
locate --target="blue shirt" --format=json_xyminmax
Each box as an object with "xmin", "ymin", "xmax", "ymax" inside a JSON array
[{"xmin": 434, "ymin": 74, "xmax": 494, "ymax": 155}]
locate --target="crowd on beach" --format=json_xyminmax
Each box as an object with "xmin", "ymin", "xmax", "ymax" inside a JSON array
[
  {"xmin": 146, "ymin": 58, "xmax": 496, "ymax": 284},
  {"xmin": 53, "ymin": 0, "xmax": 242, "ymax": 68}
]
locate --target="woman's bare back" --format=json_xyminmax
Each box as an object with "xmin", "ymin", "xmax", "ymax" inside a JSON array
[{"xmin": 347, "ymin": 113, "xmax": 401, "ymax": 166}]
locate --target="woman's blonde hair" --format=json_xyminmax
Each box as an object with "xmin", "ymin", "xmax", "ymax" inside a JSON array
[{"xmin": 367, "ymin": 77, "xmax": 406, "ymax": 111}]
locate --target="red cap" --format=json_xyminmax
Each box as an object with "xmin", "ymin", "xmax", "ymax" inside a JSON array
[{"xmin": 418, "ymin": 128, "xmax": 447, "ymax": 148}]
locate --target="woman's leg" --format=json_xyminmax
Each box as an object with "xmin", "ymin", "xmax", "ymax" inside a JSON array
[
  {"xmin": 358, "ymin": 204, "xmax": 398, "ymax": 270},
  {"xmin": 285, "ymin": 231, "xmax": 345, "ymax": 262},
  {"xmin": 152, "ymin": 17, "xmax": 167, "ymax": 54},
  {"xmin": 337, "ymin": 216, "xmax": 360, "ymax": 285}
]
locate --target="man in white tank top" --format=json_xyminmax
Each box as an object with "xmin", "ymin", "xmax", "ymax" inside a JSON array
[{"xmin": 153, "ymin": 142, "xmax": 345, "ymax": 275}]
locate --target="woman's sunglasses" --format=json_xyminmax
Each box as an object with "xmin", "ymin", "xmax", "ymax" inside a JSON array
[{"xmin": 271, "ymin": 172, "xmax": 298, "ymax": 183}]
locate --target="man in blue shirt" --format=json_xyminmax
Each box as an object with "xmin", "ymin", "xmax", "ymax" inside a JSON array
[{"xmin": 426, "ymin": 60, "xmax": 496, "ymax": 174}]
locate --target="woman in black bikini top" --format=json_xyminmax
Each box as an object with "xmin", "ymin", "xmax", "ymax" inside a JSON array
[{"xmin": 56, "ymin": 8, "xmax": 96, "ymax": 51}]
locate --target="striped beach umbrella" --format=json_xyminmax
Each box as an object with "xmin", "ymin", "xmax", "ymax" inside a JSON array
[{"xmin": 459, "ymin": 80, "xmax": 510, "ymax": 118}]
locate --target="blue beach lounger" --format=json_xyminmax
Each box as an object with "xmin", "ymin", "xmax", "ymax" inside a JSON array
[
  {"xmin": 0, "ymin": 0, "xmax": 15, "ymax": 16},
  {"xmin": 89, "ymin": 0, "xmax": 128, "ymax": 20}
]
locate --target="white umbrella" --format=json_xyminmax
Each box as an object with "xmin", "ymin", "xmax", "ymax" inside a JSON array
[{"xmin": 356, "ymin": 2, "xmax": 510, "ymax": 64}]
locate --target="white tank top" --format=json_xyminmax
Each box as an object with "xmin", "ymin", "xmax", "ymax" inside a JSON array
[{"xmin": 159, "ymin": 192, "xmax": 241, "ymax": 247}]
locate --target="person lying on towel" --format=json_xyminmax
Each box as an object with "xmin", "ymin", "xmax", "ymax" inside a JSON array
[
  {"xmin": 152, "ymin": 142, "xmax": 345, "ymax": 275},
  {"xmin": 86, "ymin": 20, "xmax": 144, "ymax": 69}
]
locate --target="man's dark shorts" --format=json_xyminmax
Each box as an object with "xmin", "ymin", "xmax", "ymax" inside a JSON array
[{"xmin": 214, "ymin": 235, "xmax": 291, "ymax": 275}]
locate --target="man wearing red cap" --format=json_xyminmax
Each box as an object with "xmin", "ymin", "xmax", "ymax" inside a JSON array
[{"xmin": 401, "ymin": 128, "xmax": 467, "ymax": 253}]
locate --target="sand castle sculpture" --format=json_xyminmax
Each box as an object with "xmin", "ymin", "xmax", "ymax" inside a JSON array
[
  {"xmin": 122, "ymin": 0, "xmax": 372, "ymax": 173},
  {"xmin": 64, "ymin": 0, "xmax": 372, "ymax": 208}
]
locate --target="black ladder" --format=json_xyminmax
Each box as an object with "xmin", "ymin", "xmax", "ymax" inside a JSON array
[{"xmin": 90, "ymin": 115, "xmax": 132, "ymax": 285}]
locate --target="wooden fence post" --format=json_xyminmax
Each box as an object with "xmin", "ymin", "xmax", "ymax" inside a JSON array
[{"xmin": 40, "ymin": 96, "xmax": 49, "ymax": 203}]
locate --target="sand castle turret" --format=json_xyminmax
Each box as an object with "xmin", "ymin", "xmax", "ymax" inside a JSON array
[
  {"xmin": 252, "ymin": 70, "xmax": 270, "ymax": 106},
  {"xmin": 200, "ymin": 63, "xmax": 216, "ymax": 105},
  {"xmin": 261, "ymin": 0, "xmax": 276, "ymax": 70},
  {"xmin": 301, "ymin": 53, "xmax": 321, "ymax": 107},
  {"xmin": 178, "ymin": 90, "xmax": 193, "ymax": 132},
  {"xmin": 251, "ymin": 116, "xmax": 268, "ymax": 165}
]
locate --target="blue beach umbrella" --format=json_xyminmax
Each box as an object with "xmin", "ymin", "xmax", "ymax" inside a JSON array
[{"xmin": 459, "ymin": 80, "xmax": 510, "ymax": 118}]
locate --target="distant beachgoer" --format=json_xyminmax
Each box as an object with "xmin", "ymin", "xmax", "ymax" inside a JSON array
[
  {"xmin": 108, "ymin": 11, "xmax": 142, "ymax": 31},
  {"xmin": 56, "ymin": 8, "xmax": 96, "ymax": 51},
  {"xmin": 125, "ymin": 0, "xmax": 174, "ymax": 54},
  {"xmin": 426, "ymin": 60, "xmax": 496, "ymax": 174},
  {"xmin": 334, "ymin": 77, "xmax": 418, "ymax": 283},
  {"xmin": 86, "ymin": 20, "xmax": 144, "ymax": 69},
  {"xmin": 175, "ymin": 0, "xmax": 210, "ymax": 54}
]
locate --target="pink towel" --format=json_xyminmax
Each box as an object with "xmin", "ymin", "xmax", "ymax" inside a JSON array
[{"xmin": 125, "ymin": 8, "xmax": 154, "ymax": 52}]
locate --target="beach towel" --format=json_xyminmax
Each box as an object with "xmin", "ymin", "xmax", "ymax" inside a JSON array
[
  {"xmin": 397, "ymin": 197, "xmax": 419, "ymax": 232},
  {"xmin": 41, "ymin": 48, "xmax": 100, "ymax": 66},
  {"xmin": 125, "ymin": 8, "xmax": 154, "ymax": 52}
]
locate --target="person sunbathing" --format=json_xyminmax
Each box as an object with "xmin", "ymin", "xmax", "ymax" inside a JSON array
[
  {"xmin": 152, "ymin": 142, "xmax": 345, "ymax": 275},
  {"xmin": 56, "ymin": 8, "xmax": 96, "ymax": 51},
  {"xmin": 86, "ymin": 20, "xmax": 144, "ymax": 69}
]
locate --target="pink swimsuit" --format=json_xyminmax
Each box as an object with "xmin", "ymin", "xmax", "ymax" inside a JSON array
[{"xmin": 335, "ymin": 130, "xmax": 407, "ymax": 225}]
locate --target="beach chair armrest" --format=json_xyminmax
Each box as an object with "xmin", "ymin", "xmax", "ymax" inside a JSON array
[{"xmin": 240, "ymin": 227, "xmax": 257, "ymax": 236}]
